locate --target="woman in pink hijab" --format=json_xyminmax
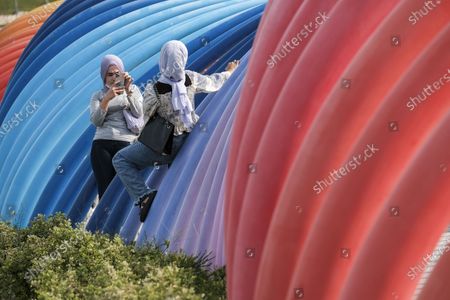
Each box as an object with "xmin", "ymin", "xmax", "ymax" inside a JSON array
[{"xmin": 90, "ymin": 54, "xmax": 143, "ymax": 202}]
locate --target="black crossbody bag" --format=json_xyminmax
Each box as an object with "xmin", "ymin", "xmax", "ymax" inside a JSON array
[{"xmin": 138, "ymin": 85, "xmax": 174, "ymax": 154}]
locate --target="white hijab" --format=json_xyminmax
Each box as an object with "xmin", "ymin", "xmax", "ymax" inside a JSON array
[{"xmin": 158, "ymin": 40, "xmax": 195, "ymax": 129}]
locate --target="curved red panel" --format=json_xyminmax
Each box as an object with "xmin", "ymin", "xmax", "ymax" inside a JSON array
[
  {"xmin": 417, "ymin": 244, "xmax": 450, "ymax": 300},
  {"xmin": 0, "ymin": 28, "xmax": 37, "ymax": 49},
  {"xmin": 0, "ymin": 1, "xmax": 61, "ymax": 101},
  {"xmin": 226, "ymin": 0, "xmax": 450, "ymax": 299},
  {"xmin": 224, "ymin": 0, "xmax": 306, "ymax": 294}
]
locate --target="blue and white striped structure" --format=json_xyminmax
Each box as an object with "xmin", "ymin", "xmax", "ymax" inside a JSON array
[{"xmin": 0, "ymin": 0, "xmax": 265, "ymax": 266}]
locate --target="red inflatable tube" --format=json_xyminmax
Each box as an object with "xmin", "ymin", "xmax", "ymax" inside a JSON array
[
  {"xmin": 280, "ymin": 2, "xmax": 445, "ymax": 298},
  {"xmin": 0, "ymin": 1, "xmax": 61, "ymax": 43},
  {"xmin": 224, "ymin": 0, "xmax": 306, "ymax": 295},
  {"xmin": 0, "ymin": 1, "xmax": 61, "ymax": 102},
  {"xmin": 0, "ymin": 61, "xmax": 18, "ymax": 81},
  {"xmin": 0, "ymin": 41, "xmax": 29, "ymax": 65},
  {"xmin": 229, "ymin": 0, "xmax": 398, "ymax": 298},
  {"xmin": 284, "ymin": 23, "xmax": 450, "ymax": 300},
  {"xmin": 0, "ymin": 39, "xmax": 30, "ymax": 55},
  {"xmin": 0, "ymin": 35, "xmax": 37, "ymax": 101},
  {"xmin": 417, "ymin": 242, "xmax": 450, "ymax": 300},
  {"xmin": 340, "ymin": 109, "xmax": 450, "ymax": 299},
  {"xmin": 0, "ymin": 43, "xmax": 28, "ymax": 101},
  {"xmin": 227, "ymin": 0, "xmax": 389, "ymax": 297},
  {"xmin": 226, "ymin": 0, "xmax": 450, "ymax": 299},
  {"xmin": 229, "ymin": 0, "xmax": 403, "ymax": 298},
  {"xmin": 0, "ymin": 27, "xmax": 37, "ymax": 49}
]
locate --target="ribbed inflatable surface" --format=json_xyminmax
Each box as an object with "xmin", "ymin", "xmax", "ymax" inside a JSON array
[
  {"xmin": 2, "ymin": 0, "xmax": 449, "ymax": 299},
  {"xmin": 0, "ymin": 1, "xmax": 62, "ymax": 101},
  {"xmin": 226, "ymin": 0, "xmax": 450, "ymax": 299},
  {"xmin": 0, "ymin": 0, "xmax": 265, "ymax": 240}
]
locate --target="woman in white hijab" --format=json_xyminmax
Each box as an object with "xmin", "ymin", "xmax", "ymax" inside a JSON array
[{"xmin": 113, "ymin": 40, "xmax": 238, "ymax": 222}]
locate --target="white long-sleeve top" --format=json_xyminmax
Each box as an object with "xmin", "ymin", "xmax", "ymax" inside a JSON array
[{"xmin": 143, "ymin": 70, "xmax": 231, "ymax": 136}]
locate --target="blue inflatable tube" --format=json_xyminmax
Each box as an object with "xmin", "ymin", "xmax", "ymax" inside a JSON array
[
  {"xmin": 31, "ymin": 127, "xmax": 95, "ymax": 218},
  {"xmin": 14, "ymin": 0, "xmax": 120, "ymax": 70},
  {"xmin": 133, "ymin": 55, "xmax": 248, "ymax": 267},
  {"xmin": 157, "ymin": 59, "xmax": 245, "ymax": 265},
  {"xmin": 3, "ymin": 0, "xmax": 161, "ymax": 120},
  {"xmin": 116, "ymin": 71, "xmax": 223, "ymax": 242},
  {"xmin": 0, "ymin": 0, "xmax": 205, "ymax": 195},
  {"xmin": 175, "ymin": 113, "xmax": 235, "ymax": 255},
  {"xmin": 118, "ymin": 46, "xmax": 253, "ymax": 244},
  {"xmin": 0, "ymin": 0, "xmax": 265, "ymax": 227},
  {"xmin": 46, "ymin": 7, "xmax": 262, "ymax": 230},
  {"xmin": 65, "ymin": 6, "xmax": 262, "ymax": 233},
  {"xmin": 136, "ymin": 52, "xmax": 249, "ymax": 248},
  {"xmin": 30, "ymin": 7, "xmax": 251, "ymax": 222},
  {"xmin": 91, "ymin": 13, "xmax": 261, "ymax": 236},
  {"xmin": 166, "ymin": 92, "xmax": 238, "ymax": 249}
]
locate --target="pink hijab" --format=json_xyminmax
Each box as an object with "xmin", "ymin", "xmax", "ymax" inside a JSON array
[{"xmin": 100, "ymin": 54, "xmax": 124, "ymax": 83}]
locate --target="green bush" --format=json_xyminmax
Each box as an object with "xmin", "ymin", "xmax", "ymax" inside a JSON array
[{"xmin": 0, "ymin": 213, "xmax": 226, "ymax": 300}]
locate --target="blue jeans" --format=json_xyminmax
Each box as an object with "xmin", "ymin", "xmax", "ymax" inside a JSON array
[{"xmin": 112, "ymin": 134, "xmax": 188, "ymax": 203}]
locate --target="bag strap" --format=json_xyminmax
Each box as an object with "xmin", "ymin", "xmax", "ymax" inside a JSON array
[
  {"xmin": 148, "ymin": 83, "xmax": 162, "ymax": 119},
  {"xmin": 153, "ymin": 84, "xmax": 161, "ymax": 105}
]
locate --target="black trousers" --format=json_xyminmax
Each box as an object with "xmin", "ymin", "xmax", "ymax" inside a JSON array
[{"xmin": 90, "ymin": 139, "xmax": 130, "ymax": 199}]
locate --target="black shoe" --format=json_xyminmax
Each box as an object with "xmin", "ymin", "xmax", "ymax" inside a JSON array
[{"xmin": 139, "ymin": 190, "xmax": 157, "ymax": 223}]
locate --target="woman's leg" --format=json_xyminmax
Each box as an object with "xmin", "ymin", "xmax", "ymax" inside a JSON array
[
  {"xmin": 112, "ymin": 141, "xmax": 162, "ymax": 203},
  {"xmin": 91, "ymin": 140, "xmax": 130, "ymax": 199},
  {"xmin": 113, "ymin": 135, "xmax": 189, "ymax": 222},
  {"xmin": 167, "ymin": 133, "xmax": 189, "ymax": 160},
  {"xmin": 111, "ymin": 140, "xmax": 132, "ymax": 156},
  {"xmin": 91, "ymin": 140, "xmax": 115, "ymax": 199}
]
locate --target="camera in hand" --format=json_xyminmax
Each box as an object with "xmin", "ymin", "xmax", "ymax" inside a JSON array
[{"xmin": 115, "ymin": 73, "xmax": 125, "ymax": 93}]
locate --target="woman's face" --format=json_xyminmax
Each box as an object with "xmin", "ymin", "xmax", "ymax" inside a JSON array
[{"xmin": 105, "ymin": 65, "xmax": 120, "ymax": 86}]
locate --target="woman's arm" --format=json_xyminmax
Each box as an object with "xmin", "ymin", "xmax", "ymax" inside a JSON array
[
  {"xmin": 90, "ymin": 91, "xmax": 107, "ymax": 126},
  {"xmin": 187, "ymin": 70, "xmax": 231, "ymax": 94},
  {"xmin": 187, "ymin": 61, "xmax": 238, "ymax": 94},
  {"xmin": 90, "ymin": 86, "xmax": 124, "ymax": 126}
]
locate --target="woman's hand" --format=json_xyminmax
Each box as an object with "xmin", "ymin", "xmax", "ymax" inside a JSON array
[
  {"xmin": 124, "ymin": 72, "xmax": 133, "ymax": 94},
  {"xmin": 226, "ymin": 60, "xmax": 239, "ymax": 73},
  {"xmin": 101, "ymin": 86, "xmax": 124, "ymax": 111}
]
